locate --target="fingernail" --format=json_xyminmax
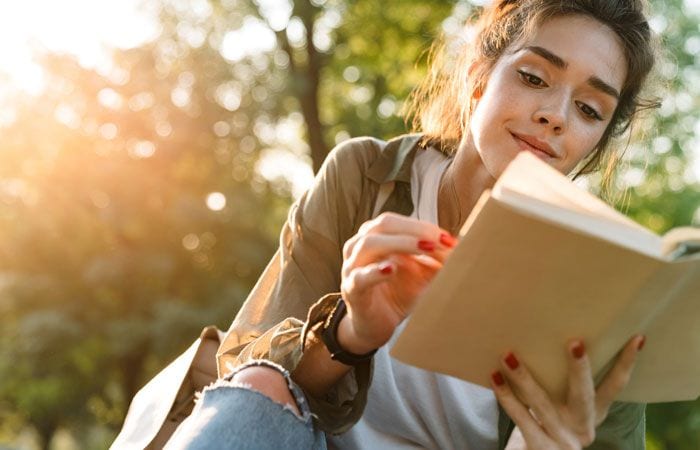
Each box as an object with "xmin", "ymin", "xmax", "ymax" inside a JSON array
[
  {"xmin": 439, "ymin": 233, "xmax": 457, "ymax": 247},
  {"xmin": 572, "ymin": 341, "xmax": 586, "ymax": 359},
  {"xmin": 491, "ymin": 370, "xmax": 505, "ymax": 386},
  {"xmin": 379, "ymin": 263, "xmax": 393, "ymax": 275},
  {"xmin": 418, "ymin": 240, "xmax": 435, "ymax": 252},
  {"xmin": 504, "ymin": 352, "xmax": 519, "ymax": 370},
  {"xmin": 637, "ymin": 336, "xmax": 646, "ymax": 351}
]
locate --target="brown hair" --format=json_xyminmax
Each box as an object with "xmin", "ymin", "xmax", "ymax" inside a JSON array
[{"xmin": 405, "ymin": 0, "xmax": 659, "ymax": 188}]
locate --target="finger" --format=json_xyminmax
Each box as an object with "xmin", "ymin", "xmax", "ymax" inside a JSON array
[
  {"xmin": 595, "ymin": 335, "xmax": 645, "ymax": 422},
  {"xmin": 345, "ymin": 233, "xmax": 448, "ymax": 273},
  {"xmin": 500, "ymin": 352, "xmax": 570, "ymax": 445},
  {"xmin": 354, "ymin": 213, "xmax": 457, "ymax": 249},
  {"xmin": 392, "ymin": 254, "xmax": 443, "ymax": 291},
  {"xmin": 343, "ymin": 233, "xmax": 441, "ymax": 277},
  {"xmin": 405, "ymin": 253, "xmax": 444, "ymax": 271},
  {"xmin": 491, "ymin": 370, "xmax": 556, "ymax": 450},
  {"xmin": 342, "ymin": 260, "xmax": 396, "ymax": 300},
  {"xmin": 565, "ymin": 340, "xmax": 595, "ymax": 445},
  {"xmin": 343, "ymin": 233, "xmax": 361, "ymax": 260},
  {"xmin": 360, "ymin": 212, "xmax": 447, "ymax": 238}
]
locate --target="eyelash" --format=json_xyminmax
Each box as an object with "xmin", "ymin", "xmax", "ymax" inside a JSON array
[
  {"xmin": 516, "ymin": 70, "xmax": 604, "ymax": 121},
  {"xmin": 575, "ymin": 101, "xmax": 603, "ymax": 121},
  {"xmin": 517, "ymin": 69, "xmax": 547, "ymax": 88}
]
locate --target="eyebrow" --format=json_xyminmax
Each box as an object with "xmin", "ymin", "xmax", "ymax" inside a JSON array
[
  {"xmin": 524, "ymin": 45, "xmax": 567, "ymax": 69},
  {"xmin": 520, "ymin": 45, "xmax": 621, "ymax": 100},
  {"xmin": 588, "ymin": 76, "xmax": 620, "ymax": 100}
]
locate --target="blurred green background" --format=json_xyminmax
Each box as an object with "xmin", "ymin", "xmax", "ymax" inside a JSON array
[{"xmin": 0, "ymin": 0, "xmax": 698, "ymax": 448}]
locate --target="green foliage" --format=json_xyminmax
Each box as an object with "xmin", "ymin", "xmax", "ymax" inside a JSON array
[
  {"xmin": 320, "ymin": 0, "xmax": 457, "ymax": 142},
  {"xmin": 627, "ymin": 1, "xmax": 700, "ymax": 448},
  {"xmin": 612, "ymin": 0, "xmax": 700, "ymax": 233}
]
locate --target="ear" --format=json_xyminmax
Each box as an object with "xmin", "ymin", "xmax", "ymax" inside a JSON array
[
  {"xmin": 472, "ymin": 84, "xmax": 484, "ymax": 100},
  {"xmin": 468, "ymin": 61, "xmax": 484, "ymax": 100}
]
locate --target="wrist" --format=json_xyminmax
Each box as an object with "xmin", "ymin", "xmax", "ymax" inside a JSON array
[
  {"xmin": 320, "ymin": 298, "xmax": 377, "ymax": 365},
  {"xmin": 337, "ymin": 313, "xmax": 380, "ymax": 356}
]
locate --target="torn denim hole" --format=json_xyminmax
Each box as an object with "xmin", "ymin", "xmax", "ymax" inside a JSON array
[{"xmin": 206, "ymin": 359, "xmax": 313, "ymax": 424}]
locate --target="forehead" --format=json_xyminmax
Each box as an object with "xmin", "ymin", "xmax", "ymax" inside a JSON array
[{"xmin": 516, "ymin": 14, "xmax": 627, "ymax": 91}]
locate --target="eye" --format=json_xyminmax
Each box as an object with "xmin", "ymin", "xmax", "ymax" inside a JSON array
[
  {"xmin": 575, "ymin": 101, "xmax": 603, "ymax": 121},
  {"xmin": 517, "ymin": 70, "xmax": 548, "ymax": 88}
]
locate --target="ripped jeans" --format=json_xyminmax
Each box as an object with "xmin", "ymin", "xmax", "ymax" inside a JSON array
[{"xmin": 165, "ymin": 360, "xmax": 328, "ymax": 450}]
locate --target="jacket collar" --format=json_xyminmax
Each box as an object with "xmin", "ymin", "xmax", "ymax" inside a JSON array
[{"xmin": 366, "ymin": 134, "xmax": 425, "ymax": 184}]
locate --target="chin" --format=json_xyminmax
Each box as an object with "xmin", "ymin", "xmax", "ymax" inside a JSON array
[
  {"xmin": 484, "ymin": 151, "xmax": 519, "ymax": 179},
  {"xmin": 483, "ymin": 159, "xmax": 510, "ymax": 180}
]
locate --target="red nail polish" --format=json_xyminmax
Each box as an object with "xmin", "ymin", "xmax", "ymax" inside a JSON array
[
  {"xmin": 439, "ymin": 233, "xmax": 457, "ymax": 248},
  {"xmin": 572, "ymin": 341, "xmax": 585, "ymax": 359},
  {"xmin": 379, "ymin": 263, "xmax": 393, "ymax": 275},
  {"xmin": 418, "ymin": 240, "xmax": 435, "ymax": 252},
  {"xmin": 637, "ymin": 336, "xmax": 646, "ymax": 351},
  {"xmin": 491, "ymin": 370, "xmax": 505, "ymax": 386},
  {"xmin": 505, "ymin": 352, "xmax": 519, "ymax": 370}
]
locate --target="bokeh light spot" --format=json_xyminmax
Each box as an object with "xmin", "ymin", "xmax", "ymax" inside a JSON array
[
  {"xmin": 182, "ymin": 233, "xmax": 200, "ymax": 251},
  {"xmin": 206, "ymin": 192, "xmax": 226, "ymax": 211},
  {"xmin": 99, "ymin": 123, "xmax": 118, "ymax": 140},
  {"xmin": 129, "ymin": 140, "xmax": 156, "ymax": 158}
]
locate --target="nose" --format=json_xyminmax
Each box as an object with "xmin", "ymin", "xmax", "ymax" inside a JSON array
[{"xmin": 533, "ymin": 99, "xmax": 568, "ymax": 134}]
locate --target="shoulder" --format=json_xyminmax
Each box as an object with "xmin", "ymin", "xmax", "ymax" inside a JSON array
[
  {"xmin": 305, "ymin": 133, "xmax": 423, "ymax": 210},
  {"xmin": 322, "ymin": 134, "xmax": 423, "ymax": 174},
  {"xmin": 295, "ymin": 137, "xmax": 386, "ymax": 239},
  {"xmin": 299, "ymin": 135, "xmax": 419, "ymax": 240},
  {"xmin": 325, "ymin": 134, "xmax": 424, "ymax": 186},
  {"xmin": 321, "ymin": 136, "xmax": 387, "ymax": 173}
]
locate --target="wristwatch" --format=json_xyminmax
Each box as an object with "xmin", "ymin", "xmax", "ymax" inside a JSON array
[{"xmin": 321, "ymin": 298, "xmax": 377, "ymax": 366}]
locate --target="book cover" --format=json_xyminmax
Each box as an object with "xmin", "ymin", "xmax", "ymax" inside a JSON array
[{"xmin": 390, "ymin": 153, "xmax": 700, "ymax": 403}]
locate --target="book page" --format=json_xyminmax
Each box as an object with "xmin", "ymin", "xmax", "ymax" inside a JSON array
[
  {"xmin": 662, "ymin": 227, "xmax": 700, "ymax": 257},
  {"xmin": 391, "ymin": 154, "xmax": 700, "ymax": 403},
  {"xmin": 493, "ymin": 153, "xmax": 662, "ymax": 257},
  {"xmin": 391, "ymin": 198, "xmax": 671, "ymax": 402}
]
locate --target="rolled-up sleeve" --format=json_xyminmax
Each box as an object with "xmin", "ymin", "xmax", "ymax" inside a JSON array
[{"xmin": 216, "ymin": 137, "xmax": 383, "ymax": 434}]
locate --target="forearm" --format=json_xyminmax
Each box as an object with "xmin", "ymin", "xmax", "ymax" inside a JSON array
[{"xmin": 292, "ymin": 315, "xmax": 375, "ymax": 398}]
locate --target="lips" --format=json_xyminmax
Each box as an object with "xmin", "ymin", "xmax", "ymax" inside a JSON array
[{"xmin": 510, "ymin": 132, "xmax": 558, "ymax": 159}]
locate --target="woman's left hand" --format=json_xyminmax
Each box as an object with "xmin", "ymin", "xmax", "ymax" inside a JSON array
[{"xmin": 495, "ymin": 335, "xmax": 646, "ymax": 450}]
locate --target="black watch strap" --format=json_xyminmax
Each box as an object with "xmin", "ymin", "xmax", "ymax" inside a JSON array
[{"xmin": 321, "ymin": 298, "xmax": 377, "ymax": 366}]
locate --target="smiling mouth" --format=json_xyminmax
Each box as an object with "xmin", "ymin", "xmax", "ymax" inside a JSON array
[{"xmin": 510, "ymin": 132, "xmax": 557, "ymax": 159}]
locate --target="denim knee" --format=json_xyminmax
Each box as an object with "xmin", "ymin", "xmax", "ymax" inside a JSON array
[
  {"xmin": 221, "ymin": 359, "xmax": 314, "ymax": 424},
  {"xmin": 165, "ymin": 359, "xmax": 326, "ymax": 450}
]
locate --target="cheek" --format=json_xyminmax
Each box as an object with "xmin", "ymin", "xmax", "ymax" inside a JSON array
[
  {"xmin": 470, "ymin": 87, "xmax": 517, "ymax": 144},
  {"xmin": 564, "ymin": 123, "xmax": 606, "ymax": 169}
]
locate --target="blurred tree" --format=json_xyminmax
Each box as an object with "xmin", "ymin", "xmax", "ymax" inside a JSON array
[
  {"xmin": 628, "ymin": 1, "xmax": 700, "ymax": 449},
  {"xmin": 616, "ymin": 0, "xmax": 700, "ymax": 233},
  {"xmin": 0, "ymin": 39, "xmax": 289, "ymax": 444},
  {"xmin": 0, "ymin": 0, "xmax": 462, "ymax": 446}
]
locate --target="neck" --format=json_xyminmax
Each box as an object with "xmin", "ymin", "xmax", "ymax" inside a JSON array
[{"xmin": 437, "ymin": 136, "xmax": 497, "ymax": 235}]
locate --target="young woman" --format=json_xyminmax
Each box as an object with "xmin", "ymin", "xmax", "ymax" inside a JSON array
[{"xmin": 166, "ymin": 1, "xmax": 657, "ymax": 448}]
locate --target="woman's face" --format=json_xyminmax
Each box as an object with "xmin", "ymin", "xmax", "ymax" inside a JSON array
[{"xmin": 468, "ymin": 14, "xmax": 627, "ymax": 178}]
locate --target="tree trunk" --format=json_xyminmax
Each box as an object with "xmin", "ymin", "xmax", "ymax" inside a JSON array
[
  {"xmin": 120, "ymin": 350, "xmax": 147, "ymax": 402},
  {"xmin": 297, "ymin": 1, "xmax": 328, "ymax": 173},
  {"xmin": 250, "ymin": 0, "xmax": 330, "ymax": 173},
  {"xmin": 35, "ymin": 422, "xmax": 56, "ymax": 450}
]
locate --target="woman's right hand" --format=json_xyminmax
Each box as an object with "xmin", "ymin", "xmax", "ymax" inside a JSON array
[{"xmin": 337, "ymin": 212, "xmax": 456, "ymax": 354}]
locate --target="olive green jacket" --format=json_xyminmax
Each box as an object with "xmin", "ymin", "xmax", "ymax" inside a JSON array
[{"xmin": 217, "ymin": 134, "xmax": 646, "ymax": 449}]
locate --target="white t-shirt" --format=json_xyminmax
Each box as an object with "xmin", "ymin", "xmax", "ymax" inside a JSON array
[{"xmin": 327, "ymin": 148, "xmax": 499, "ymax": 450}]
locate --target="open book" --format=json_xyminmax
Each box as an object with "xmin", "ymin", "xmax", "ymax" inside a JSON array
[{"xmin": 390, "ymin": 152, "xmax": 700, "ymax": 403}]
